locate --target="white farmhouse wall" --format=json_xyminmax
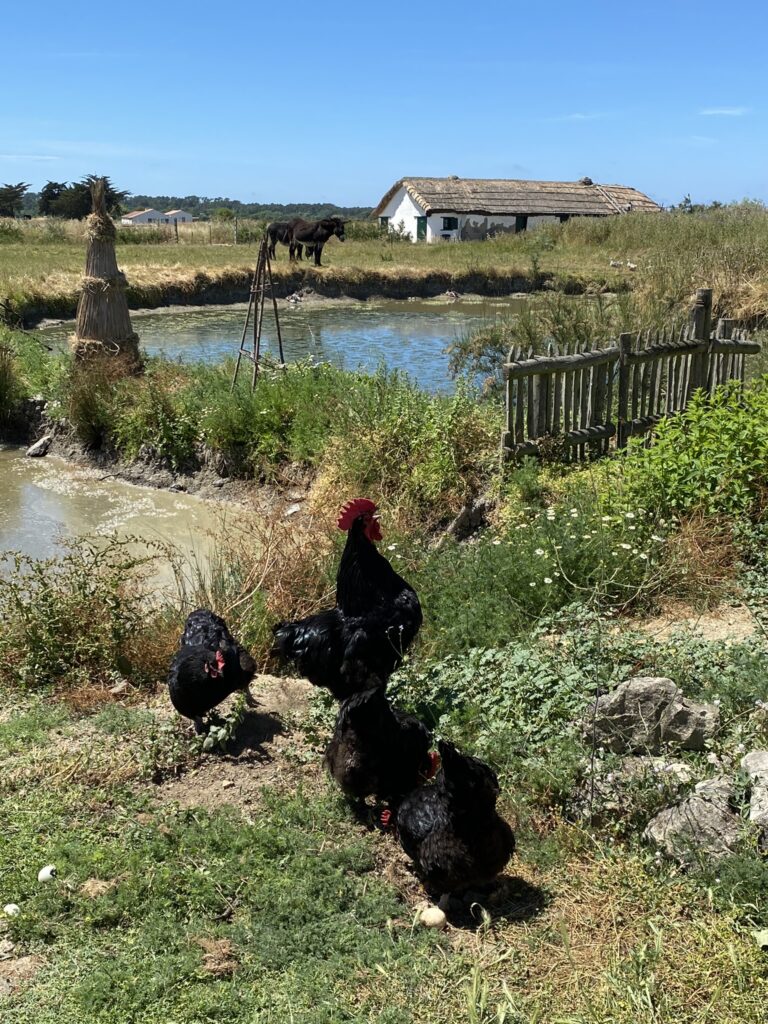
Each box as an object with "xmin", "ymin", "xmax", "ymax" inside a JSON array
[
  {"xmin": 378, "ymin": 189, "xmax": 576, "ymax": 243},
  {"xmin": 379, "ymin": 187, "xmax": 425, "ymax": 241},
  {"xmin": 121, "ymin": 209, "xmax": 165, "ymax": 225},
  {"xmin": 426, "ymin": 213, "xmax": 460, "ymax": 242},
  {"xmin": 164, "ymin": 211, "xmax": 193, "ymax": 223}
]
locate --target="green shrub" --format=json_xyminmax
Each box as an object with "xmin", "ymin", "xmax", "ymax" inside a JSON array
[
  {"xmin": 0, "ymin": 342, "xmax": 21, "ymax": 421},
  {"xmin": 0, "ymin": 220, "xmax": 23, "ymax": 243},
  {"xmin": 0, "ymin": 539, "xmax": 172, "ymax": 690},
  {"xmin": 390, "ymin": 641, "xmax": 589, "ymax": 807},
  {"xmin": 619, "ymin": 379, "xmax": 768, "ymax": 519},
  {"xmin": 705, "ymin": 854, "xmax": 768, "ymax": 926},
  {"xmin": 410, "ymin": 496, "xmax": 666, "ymax": 660},
  {"xmin": 111, "ymin": 363, "xmax": 202, "ymax": 469}
]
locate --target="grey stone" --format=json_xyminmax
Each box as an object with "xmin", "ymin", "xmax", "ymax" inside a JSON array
[
  {"xmin": 284, "ymin": 502, "xmax": 302, "ymax": 517},
  {"xmin": 643, "ymin": 775, "xmax": 741, "ymax": 864},
  {"xmin": 741, "ymin": 750, "xmax": 768, "ymax": 846},
  {"xmin": 442, "ymin": 496, "xmax": 492, "ymax": 543},
  {"xmin": 587, "ymin": 676, "xmax": 680, "ymax": 753},
  {"xmin": 586, "ymin": 676, "xmax": 719, "ymax": 754},
  {"xmin": 25, "ymin": 434, "xmax": 53, "ymax": 458},
  {"xmin": 662, "ymin": 697, "xmax": 720, "ymax": 751},
  {"xmin": 573, "ymin": 754, "xmax": 695, "ymax": 824}
]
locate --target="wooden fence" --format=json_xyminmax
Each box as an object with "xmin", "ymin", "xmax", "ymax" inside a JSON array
[{"xmin": 502, "ymin": 288, "xmax": 761, "ymax": 462}]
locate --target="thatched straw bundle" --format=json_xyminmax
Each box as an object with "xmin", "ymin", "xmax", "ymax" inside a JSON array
[{"xmin": 72, "ymin": 177, "xmax": 140, "ymax": 365}]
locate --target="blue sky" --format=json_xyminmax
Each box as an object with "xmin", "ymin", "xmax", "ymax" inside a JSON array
[{"xmin": 1, "ymin": 0, "xmax": 765, "ymax": 207}]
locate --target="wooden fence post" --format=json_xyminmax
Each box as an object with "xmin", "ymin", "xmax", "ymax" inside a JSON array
[
  {"xmin": 616, "ymin": 332, "xmax": 632, "ymax": 448},
  {"xmin": 689, "ymin": 288, "xmax": 712, "ymax": 394},
  {"xmin": 502, "ymin": 348, "xmax": 515, "ymax": 452}
]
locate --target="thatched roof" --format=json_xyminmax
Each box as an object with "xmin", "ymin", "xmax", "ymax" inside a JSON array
[{"xmin": 372, "ymin": 177, "xmax": 661, "ymax": 218}]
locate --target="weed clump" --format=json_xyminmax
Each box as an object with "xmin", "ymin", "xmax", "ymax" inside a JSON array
[{"xmin": 0, "ymin": 539, "xmax": 175, "ymax": 693}]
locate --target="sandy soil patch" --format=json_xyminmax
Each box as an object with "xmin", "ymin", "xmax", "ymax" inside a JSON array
[
  {"xmin": 154, "ymin": 674, "xmax": 327, "ymax": 812},
  {"xmin": 631, "ymin": 601, "xmax": 757, "ymax": 644}
]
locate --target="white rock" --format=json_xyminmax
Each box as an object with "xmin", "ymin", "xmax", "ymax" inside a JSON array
[
  {"xmin": 741, "ymin": 750, "xmax": 768, "ymax": 839},
  {"xmin": 37, "ymin": 864, "xmax": 57, "ymax": 882},
  {"xmin": 2, "ymin": 904, "xmax": 20, "ymax": 917},
  {"xmin": 419, "ymin": 906, "xmax": 447, "ymax": 929}
]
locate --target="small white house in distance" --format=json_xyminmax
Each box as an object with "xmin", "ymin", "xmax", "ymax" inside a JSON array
[
  {"xmin": 120, "ymin": 208, "xmax": 166, "ymax": 226},
  {"xmin": 163, "ymin": 209, "xmax": 193, "ymax": 223},
  {"xmin": 371, "ymin": 176, "xmax": 661, "ymax": 242}
]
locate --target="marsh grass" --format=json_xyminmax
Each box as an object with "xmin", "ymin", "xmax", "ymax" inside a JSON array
[
  {"xmin": 0, "ymin": 539, "xmax": 176, "ymax": 694},
  {"xmin": 5, "ymin": 204, "xmax": 768, "ymax": 326}
]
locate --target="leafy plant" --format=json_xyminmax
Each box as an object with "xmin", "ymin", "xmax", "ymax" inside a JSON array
[{"xmin": 619, "ymin": 379, "xmax": 768, "ymax": 519}]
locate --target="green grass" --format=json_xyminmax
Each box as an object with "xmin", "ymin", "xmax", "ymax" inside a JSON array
[
  {"xmin": 3, "ymin": 610, "xmax": 768, "ymax": 1023},
  {"xmin": 4, "ymin": 204, "xmax": 768, "ymax": 326}
]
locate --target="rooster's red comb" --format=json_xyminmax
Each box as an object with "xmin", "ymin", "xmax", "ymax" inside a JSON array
[{"xmin": 337, "ymin": 498, "xmax": 377, "ymax": 531}]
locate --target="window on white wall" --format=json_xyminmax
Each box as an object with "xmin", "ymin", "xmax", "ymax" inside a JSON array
[{"xmin": 442, "ymin": 216, "xmax": 459, "ymax": 231}]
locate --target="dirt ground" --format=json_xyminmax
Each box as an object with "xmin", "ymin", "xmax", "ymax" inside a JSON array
[
  {"xmin": 154, "ymin": 674, "xmax": 327, "ymax": 812},
  {"xmin": 630, "ymin": 600, "xmax": 757, "ymax": 643},
  {"xmin": 0, "ymin": 933, "xmax": 41, "ymax": 1001}
]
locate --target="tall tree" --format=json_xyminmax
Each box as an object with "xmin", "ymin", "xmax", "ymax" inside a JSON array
[
  {"xmin": 50, "ymin": 176, "xmax": 128, "ymax": 219},
  {"xmin": 38, "ymin": 181, "xmax": 68, "ymax": 216},
  {"xmin": 72, "ymin": 177, "xmax": 140, "ymax": 367},
  {"xmin": 0, "ymin": 182, "xmax": 30, "ymax": 218}
]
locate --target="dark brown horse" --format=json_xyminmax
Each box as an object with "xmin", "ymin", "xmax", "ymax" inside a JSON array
[
  {"xmin": 289, "ymin": 217, "xmax": 345, "ymax": 266},
  {"xmin": 265, "ymin": 220, "xmax": 315, "ymax": 261}
]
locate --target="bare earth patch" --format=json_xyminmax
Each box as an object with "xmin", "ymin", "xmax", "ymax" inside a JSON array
[
  {"xmin": 194, "ymin": 937, "xmax": 238, "ymax": 977},
  {"xmin": 154, "ymin": 674, "xmax": 327, "ymax": 812},
  {"xmin": 0, "ymin": 946, "xmax": 42, "ymax": 1000},
  {"xmin": 631, "ymin": 601, "xmax": 756, "ymax": 643}
]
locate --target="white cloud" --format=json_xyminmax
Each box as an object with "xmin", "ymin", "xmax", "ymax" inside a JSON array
[
  {"xmin": 699, "ymin": 106, "xmax": 749, "ymax": 117},
  {"xmin": 0, "ymin": 153, "xmax": 60, "ymax": 162},
  {"xmin": 554, "ymin": 112, "xmax": 608, "ymax": 122}
]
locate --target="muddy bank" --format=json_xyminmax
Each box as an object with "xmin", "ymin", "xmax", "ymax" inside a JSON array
[
  {"xmin": 1, "ymin": 398, "xmax": 305, "ymax": 511},
  {"xmin": 12, "ymin": 265, "xmax": 602, "ymax": 328}
]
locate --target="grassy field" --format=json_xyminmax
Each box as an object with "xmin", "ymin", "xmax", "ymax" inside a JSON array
[
  {"xmin": 2, "ymin": 598, "xmax": 767, "ymax": 1022},
  {"xmin": 3, "ymin": 316, "xmax": 768, "ymax": 1017},
  {"xmin": 4, "ymin": 203, "xmax": 768, "ymax": 323}
]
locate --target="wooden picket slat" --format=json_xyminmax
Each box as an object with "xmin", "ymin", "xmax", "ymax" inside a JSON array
[{"xmin": 502, "ymin": 288, "xmax": 759, "ymax": 462}]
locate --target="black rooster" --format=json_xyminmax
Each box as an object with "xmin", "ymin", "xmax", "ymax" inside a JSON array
[
  {"xmin": 325, "ymin": 686, "xmax": 438, "ymax": 809},
  {"xmin": 395, "ymin": 740, "xmax": 515, "ymax": 896},
  {"xmin": 168, "ymin": 609, "xmax": 257, "ymax": 732},
  {"xmin": 271, "ymin": 498, "xmax": 422, "ymax": 699}
]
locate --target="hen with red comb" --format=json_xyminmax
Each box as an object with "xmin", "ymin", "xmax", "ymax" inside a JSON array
[{"xmin": 271, "ymin": 497, "xmax": 422, "ymax": 699}]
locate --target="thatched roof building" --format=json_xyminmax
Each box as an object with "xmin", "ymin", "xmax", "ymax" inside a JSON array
[{"xmin": 372, "ymin": 176, "xmax": 661, "ymax": 242}]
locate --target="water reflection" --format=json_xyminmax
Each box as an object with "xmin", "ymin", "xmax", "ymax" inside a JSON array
[{"xmin": 40, "ymin": 297, "xmax": 529, "ymax": 393}]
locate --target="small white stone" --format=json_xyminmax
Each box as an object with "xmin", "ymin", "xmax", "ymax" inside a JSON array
[
  {"xmin": 419, "ymin": 906, "xmax": 447, "ymax": 929},
  {"xmin": 37, "ymin": 864, "xmax": 57, "ymax": 883},
  {"xmin": 2, "ymin": 904, "xmax": 20, "ymax": 917}
]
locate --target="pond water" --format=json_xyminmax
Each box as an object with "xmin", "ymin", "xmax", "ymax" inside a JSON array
[
  {"xmin": 40, "ymin": 297, "xmax": 529, "ymax": 393},
  {"xmin": 0, "ymin": 445, "xmax": 229, "ymax": 590}
]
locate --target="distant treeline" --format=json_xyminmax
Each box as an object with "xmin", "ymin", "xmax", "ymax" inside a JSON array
[
  {"xmin": 125, "ymin": 196, "xmax": 373, "ymax": 221},
  {"xmin": 10, "ymin": 184, "xmax": 371, "ymax": 221}
]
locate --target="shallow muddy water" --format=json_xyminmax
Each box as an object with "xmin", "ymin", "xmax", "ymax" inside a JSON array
[
  {"xmin": 40, "ymin": 297, "xmax": 530, "ymax": 393},
  {"xmin": 0, "ymin": 446, "xmax": 229, "ymax": 590}
]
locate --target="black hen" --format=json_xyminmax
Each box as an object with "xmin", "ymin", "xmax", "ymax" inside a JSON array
[
  {"xmin": 395, "ymin": 740, "xmax": 515, "ymax": 896},
  {"xmin": 271, "ymin": 498, "xmax": 422, "ymax": 699},
  {"xmin": 325, "ymin": 686, "xmax": 438, "ymax": 807},
  {"xmin": 168, "ymin": 609, "xmax": 257, "ymax": 732}
]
